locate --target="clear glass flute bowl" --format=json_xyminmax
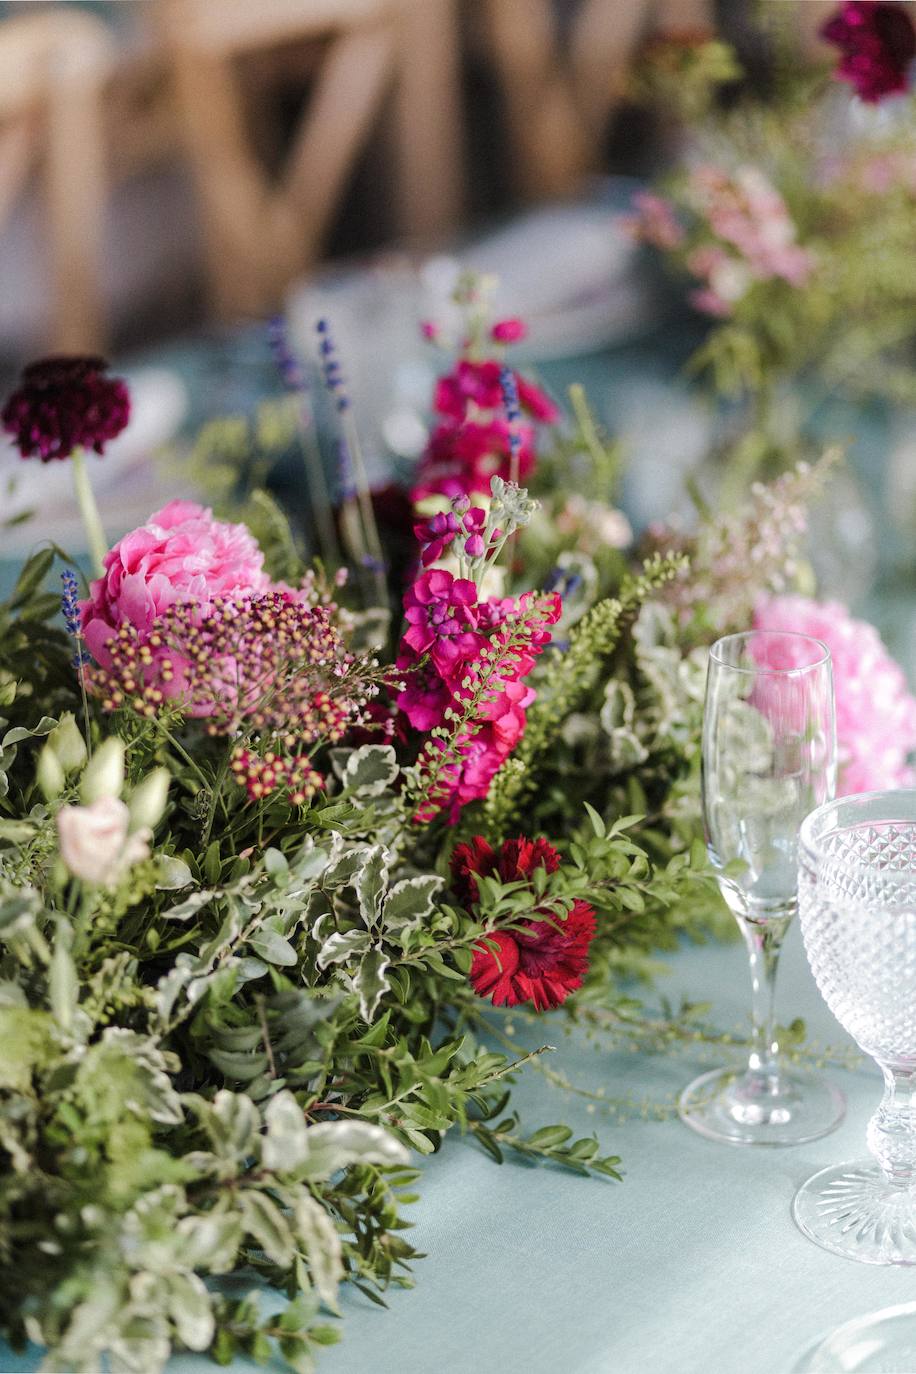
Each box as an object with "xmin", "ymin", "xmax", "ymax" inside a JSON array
[
  {"xmin": 795, "ymin": 789, "xmax": 916, "ymax": 1264},
  {"xmin": 679, "ymin": 630, "xmax": 843, "ymax": 1146}
]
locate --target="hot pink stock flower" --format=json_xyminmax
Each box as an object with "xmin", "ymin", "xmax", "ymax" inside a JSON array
[
  {"xmin": 401, "ymin": 568, "xmax": 481, "ymax": 675},
  {"xmin": 397, "ymin": 571, "xmax": 561, "ymax": 821},
  {"xmin": 491, "ymin": 318, "xmax": 528, "ymax": 344},
  {"xmin": 434, "ymin": 359, "xmax": 559, "ymax": 425},
  {"xmin": 821, "ymin": 2, "xmax": 916, "ymax": 103},
  {"xmin": 410, "ymin": 418, "xmax": 535, "ymax": 503},
  {"xmin": 753, "ymin": 595, "xmax": 916, "ymax": 795},
  {"xmin": 79, "ymin": 500, "xmax": 272, "ymax": 677}
]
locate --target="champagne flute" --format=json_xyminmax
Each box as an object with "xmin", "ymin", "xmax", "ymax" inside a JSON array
[{"xmin": 679, "ymin": 630, "xmax": 845, "ymax": 1146}]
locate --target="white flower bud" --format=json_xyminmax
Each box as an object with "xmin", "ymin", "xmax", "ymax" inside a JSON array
[
  {"xmin": 36, "ymin": 744, "xmax": 65, "ymax": 800},
  {"xmin": 80, "ymin": 737, "xmax": 125, "ymax": 804},
  {"xmin": 128, "ymin": 768, "xmax": 170, "ymax": 832},
  {"xmin": 57, "ymin": 796, "xmax": 151, "ymax": 888},
  {"xmin": 47, "ymin": 713, "xmax": 87, "ymax": 775}
]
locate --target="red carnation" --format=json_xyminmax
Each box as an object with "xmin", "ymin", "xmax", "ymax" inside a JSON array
[
  {"xmin": 451, "ymin": 835, "xmax": 594, "ymax": 1011},
  {"xmin": 821, "ymin": 2, "xmax": 916, "ymax": 102},
  {"xmin": 2, "ymin": 355, "xmax": 130, "ymax": 462}
]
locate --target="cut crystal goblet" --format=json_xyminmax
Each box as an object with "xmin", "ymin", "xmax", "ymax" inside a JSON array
[{"xmin": 795, "ymin": 789, "xmax": 916, "ymax": 1263}]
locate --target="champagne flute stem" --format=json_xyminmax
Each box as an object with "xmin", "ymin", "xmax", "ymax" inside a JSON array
[{"xmin": 740, "ymin": 910, "xmax": 792, "ymax": 1082}]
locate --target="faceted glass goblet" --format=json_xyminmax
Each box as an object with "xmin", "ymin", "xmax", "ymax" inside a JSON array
[
  {"xmin": 679, "ymin": 630, "xmax": 844, "ymax": 1146},
  {"xmin": 795, "ymin": 789, "xmax": 916, "ymax": 1264}
]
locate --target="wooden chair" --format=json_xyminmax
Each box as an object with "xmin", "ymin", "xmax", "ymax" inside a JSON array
[
  {"xmin": 161, "ymin": 0, "xmax": 464, "ymax": 319},
  {"xmin": 478, "ymin": 0, "xmax": 714, "ymax": 200},
  {"xmin": 0, "ymin": 9, "xmax": 116, "ymax": 352}
]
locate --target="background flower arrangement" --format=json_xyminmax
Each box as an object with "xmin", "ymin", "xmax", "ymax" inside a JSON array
[
  {"xmin": 0, "ymin": 273, "xmax": 913, "ymax": 1373},
  {"xmin": 627, "ymin": 1, "xmax": 916, "ymax": 483}
]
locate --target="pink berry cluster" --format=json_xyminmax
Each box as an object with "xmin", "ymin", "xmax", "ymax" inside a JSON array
[
  {"xmin": 229, "ymin": 747, "xmax": 324, "ymax": 807},
  {"xmin": 87, "ymin": 591, "xmax": 382, "ymax": 743}
]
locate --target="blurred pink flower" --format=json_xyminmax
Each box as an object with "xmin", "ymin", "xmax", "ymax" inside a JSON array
[
  {"xmin": 753, "ymin": 594, "xmax": 916, "ymax": 795},
  {"xmin": 683, "ymin": 164, "xmax": 816, "ymax": 314},
  {"xmin": 491, "ymin": 318, "xmax": 528, "ymax": 344},
  {"xmin": 626, "ymin": 191, "xmax": 685, "ymax": 250},
  {"xmin": 80, "ymin": 499, "xmax": 271, "ymax": 682},
  {"xmin": 57, "ymin": 796, "xmax": 150, "ymax": 888}
]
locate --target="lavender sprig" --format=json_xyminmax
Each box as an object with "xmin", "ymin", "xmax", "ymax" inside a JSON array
[
  {"xmin": 500, "ymin": 365, "xmax": 522, "ymax": 486},
  {"xmin": 61, "ymin": 569, "xmax": 93, "ymax": 755},
  {"xmin": 266, "ymin": 316, "xmax": 340, "ymax": 569},
  {"xmin": 315, "ymin": 319, "xmax": 388, "ymax": 618}
]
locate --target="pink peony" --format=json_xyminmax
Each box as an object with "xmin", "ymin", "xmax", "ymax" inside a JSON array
[
  {"xmin": 79, "ymin": 500, "xmax": 272, "ymax": 686},
  {"xmin": 753, "ymin": 595, "xmax": 916, "ymax": 795}
]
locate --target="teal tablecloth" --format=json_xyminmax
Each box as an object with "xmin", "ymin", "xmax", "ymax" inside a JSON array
[{"xmin": 2, "ymin": 923, "xmax": 915, "ymax": 1374}]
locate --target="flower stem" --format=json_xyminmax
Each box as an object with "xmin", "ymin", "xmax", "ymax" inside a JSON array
[{"xmin": 70, "ymin": 447, "xmax": 108, "ymax": 577}]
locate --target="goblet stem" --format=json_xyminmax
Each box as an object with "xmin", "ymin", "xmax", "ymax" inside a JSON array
[
  {"xmin": 739, "ymin": 908, "xmax": 792, "ymax": 1088},
  {"xmin": 868, "ymin": 1064, "xmax": 916, "ymax": 1188}
]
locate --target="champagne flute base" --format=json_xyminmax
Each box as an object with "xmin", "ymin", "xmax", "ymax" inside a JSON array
[
  {"xmin": 678, "ymin": 1065, "xmax": 845, "ymax": 1146},
  {"xmin": 793, "ymin": 1160, "xmax": 916, "ymax": 1264}
]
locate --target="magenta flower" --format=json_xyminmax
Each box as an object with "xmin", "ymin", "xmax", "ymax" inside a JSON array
[
  {"xmin": 410, "ymin": 418, "xmax": 536, "ymax": 503},
  {"xmin": 401, "ymin": 568, "xmax": 481, "ymax": 674},
  {"xmin": 398, "ymin": 578, "xmax": 561, "ymax": 822},
  {"xmin": 821, "ymin": 2, "xmax": 916, "ymax": 103},
  {"xmin": 491, "ymin": 318, "xmax": 528, "ymax": 344},
  {"xmin": 462, "ymin": 507, "xmax": 488, "ymax": 558},
  {"xmin": 413, "ymin": 510, "xmax": 461, "ymax": 566},
  {"xmin": 434, "ymin": 359, "xmax": 558, "ymax": 425},
  {"xmin": 2, "ymin": 355, "xmax": 130, "ymax": 462},
  {"xmin": 753, "ymin": 595, "xmax": 916, "ymax": 795}
]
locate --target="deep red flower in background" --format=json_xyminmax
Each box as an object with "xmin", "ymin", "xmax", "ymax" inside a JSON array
[
  {"xmin": 450, "ymin": 835, "xmax": 596, "ymax": 1010},
  {"xmin": 821, "ymin": 2, "xmax": 916, "ymax": 102},
  {"xmin": 2, "ymin": 355, "xmax": 130, "ymax": 462}
]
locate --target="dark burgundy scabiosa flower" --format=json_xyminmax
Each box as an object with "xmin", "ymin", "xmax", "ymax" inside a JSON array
[
  {"xmin": 2, "ymin": 355, "xmax": 131, "ymax": 462},
  {"xmin": 821, "ymin": 2, "xmax": 916, "ymax": 103},
  {"xmin": 450, "ymin": 835, "xmax": 595, "ymax": 1011}
]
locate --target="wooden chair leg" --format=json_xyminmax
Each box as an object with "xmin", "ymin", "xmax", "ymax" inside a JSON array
[
  {"xmin": 393, "ymin": 0, "xmax": 465, "ymax": 245},
  {"xmin": 45, "ymin": 72, "xmax": 108, "ymax": 352}
]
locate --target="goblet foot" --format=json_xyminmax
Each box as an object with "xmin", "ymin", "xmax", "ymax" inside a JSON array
[
  {"xmin": 793, "ymin": 1161, "xmax": 916, "ymax": 1264},
  {"xmin": 678, "ymin": 1066, "xmax": 845, "ymax": 1146},
  {"xmin": 790, "ymin": 1303, "xmax": 916, "ymax": 1373}
]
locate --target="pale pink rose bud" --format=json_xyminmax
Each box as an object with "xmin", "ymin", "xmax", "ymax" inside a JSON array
[{"xmin": 57, "ymin": 796, "xmax": 151, "ymax": 888}]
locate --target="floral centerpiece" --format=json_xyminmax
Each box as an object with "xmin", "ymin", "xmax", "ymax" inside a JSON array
[{"xmin": 0, "ymin": 279, "xmax": 911, "ymax": 1373}]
